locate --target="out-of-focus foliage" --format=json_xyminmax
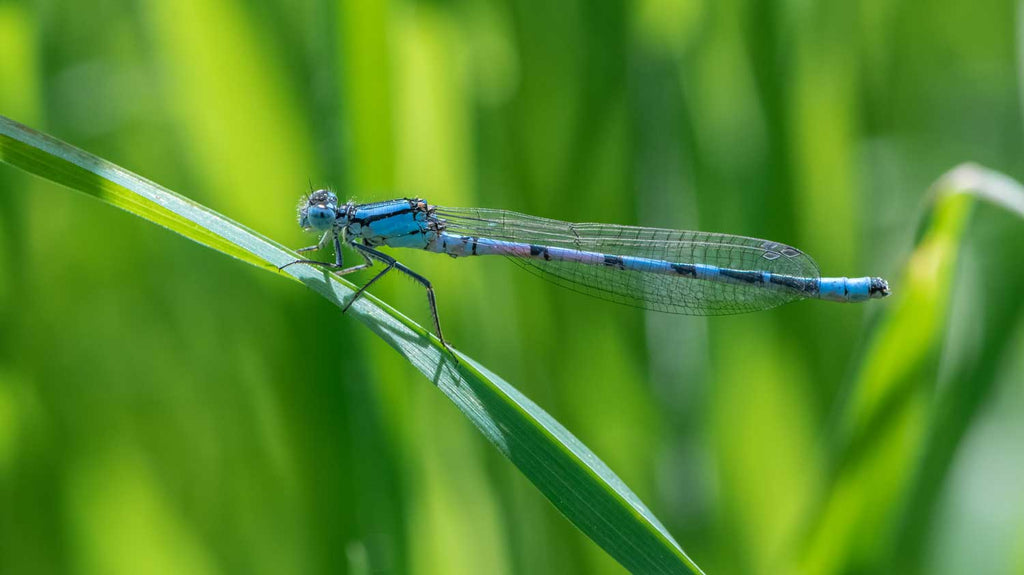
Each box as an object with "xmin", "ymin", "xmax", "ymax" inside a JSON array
[{"xmin": 1, "ymin": 0, "xmax": 1022, "ymax": 574}]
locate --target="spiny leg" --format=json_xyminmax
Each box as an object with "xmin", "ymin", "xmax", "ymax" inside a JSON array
[
  {"xmin": 281, "ymin": 230, "xmax": 335, "ymax": 271},
  {"xmin": 392, "ymin": 261, "xmax": 448, "ymax": 350},
  {"xmin": 280, "ymin": 231, "xmax": 374, "ymax": 274},
  {"xmin": 296, "ymin": 230, "xmax": 332, "ymax": 254},
  {"xmin": 282, "ymin": 237, "xmax": 454, "ymax": 356},
  {"xmin": 351, "ymin": 243, "xmax": 454, "ymax": 355},
  {"xmin": 342, "ymin": 263, "xmax": 395, "ymax": 311},
  {"xmin": 285, "ymin": 256, "xmax": 375, "ymax": 276}
]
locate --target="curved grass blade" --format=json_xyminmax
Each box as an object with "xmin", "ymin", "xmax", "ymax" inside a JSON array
[
  {"xmin": 798, "ymin": 164, "xmax": 1024, "ymax": 574},
  {"xmin": 0, "ymin": 115, "xmax": 703, "ymax": 574}
]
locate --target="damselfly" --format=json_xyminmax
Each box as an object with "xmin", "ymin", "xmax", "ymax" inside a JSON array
[{"xmin": 281, "ymin": 190, "xmax": 890, "ymax": 349}]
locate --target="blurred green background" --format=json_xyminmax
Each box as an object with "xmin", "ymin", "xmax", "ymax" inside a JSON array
[{"xmin": 2, "ymin": 0, "xmax": 1023, "ymax": 573}]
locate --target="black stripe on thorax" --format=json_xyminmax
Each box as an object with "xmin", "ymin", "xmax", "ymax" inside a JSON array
[{"xmin": 351, "ymin": 207, "xmax": 417, "ymax": 225}]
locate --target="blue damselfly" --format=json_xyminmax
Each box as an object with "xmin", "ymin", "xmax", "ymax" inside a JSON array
[{"xmin": 282, "ymin": 191, "xmax": 890, "ymax": 349}]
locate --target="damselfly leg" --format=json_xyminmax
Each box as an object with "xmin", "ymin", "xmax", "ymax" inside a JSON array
[
  {"xmin": 282, "ymin": 236, "xmax": 454, "ymax": 357},
  {"xmin": 347, "ymin": 244, "xmax": 452, "ymax": 355}
]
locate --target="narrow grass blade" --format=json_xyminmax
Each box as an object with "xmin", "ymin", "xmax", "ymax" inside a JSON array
[{"xmin": 0, "ymin": 115, "xmax": 703, "ymax": 574}]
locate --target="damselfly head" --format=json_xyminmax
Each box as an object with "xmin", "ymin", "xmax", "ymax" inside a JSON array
[{"xmin": 298, "ymin": 189, "xmax": 340, "ymax": 232}]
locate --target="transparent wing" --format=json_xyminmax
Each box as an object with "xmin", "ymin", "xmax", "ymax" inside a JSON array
[{"xmin": 435, "ymin": 206, "xmax": 821, "ymax": 315}]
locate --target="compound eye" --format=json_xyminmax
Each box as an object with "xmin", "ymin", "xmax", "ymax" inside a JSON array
[
  {"xmin": 311, "ymin": 205, "xmax": 334, "ymax": 220},
  {"xmin": 301, "ymin": 203, "xmax": 337, "ymax": 232}
]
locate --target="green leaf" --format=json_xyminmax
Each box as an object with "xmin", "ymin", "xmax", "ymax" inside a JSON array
[{"xmin": 0, "ymin": 114, "xmax": 704, "ymax": 575}]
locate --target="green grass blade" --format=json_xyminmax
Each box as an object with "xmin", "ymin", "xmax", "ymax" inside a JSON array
[
  {"xmin": 799, "ymin": 164, "xmax": 1024, "ymax": 574},
  {"xmin": 887, "ymin": 165, "xmax": 1024, "ymax": 571},
  {"xmin": 0, "ymin": 114, "xmax": 703, "ymax": 575}
]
